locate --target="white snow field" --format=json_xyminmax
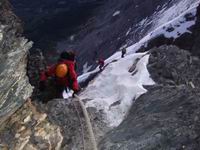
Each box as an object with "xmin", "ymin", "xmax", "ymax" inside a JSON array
[
  {"xmin": 80, "ymin": 53, "xmax": 155, "ymax": 127},
  {"xmin": 127, "ymin": 1, "xmax": 199, "ymax": 54}
]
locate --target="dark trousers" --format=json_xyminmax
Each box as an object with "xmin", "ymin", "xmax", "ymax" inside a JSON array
[
  {"xmin": 99, "ymin": 65, "xmax": 104, "ymax": 71},
  {"xmin": 121, "ymin": 52, "xmax": 125, "ymax": 58},
  {"xmin": 40, "ymin": 79, "xmax": 66, "ymax": 103}
]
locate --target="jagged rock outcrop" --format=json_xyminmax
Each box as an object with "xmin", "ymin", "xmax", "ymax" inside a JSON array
[
  {"xmin": 0, "ymin": 1, "xmax": 63, "ymax": 149},
  {"xmin": 0, "ymin": 100, "xmax": 63, "ymax": 150},
  {"xmin": 10, "ymin": 0, "xmax": 105, "ymax": 52},
  {"xmin": 99, "ymin": 45, "xmax": 200, "ymax": 150},
  {"xmin": 0, "ymin": 0, "xmax": 32, "ymax": 124},
  {"xmin": 34, "ymin": 98, "xmax": 109, "ymax": 150},
  {"xmin": 148, "ymin": 45, "xmax": 200, "ymax": 87}
]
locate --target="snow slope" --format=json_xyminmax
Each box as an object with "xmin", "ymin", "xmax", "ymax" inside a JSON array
[
  {"xmin": 100, "ymin": 1, "xmax": 199, "ymax": 70},
  {"xmin": 153, "ymin": 0, "xmax": 199, "ymax": 28},
  {"xmin": 128, "ymin": 0, "xmax": 199, "ymax": 45},
  {"xmin": 127, "ymin": 1, "xmax": 199, "ymax": 53},
  {"xmin": 80, "ymin": 53, "xmax": 154, "ymax": 127}
]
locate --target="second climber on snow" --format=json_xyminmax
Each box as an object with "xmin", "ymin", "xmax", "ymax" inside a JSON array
[
  {"xmin": 97, "ymin": 58, "xmax": 105, "ymax": 71},
  {"xmin": 121, "ymin": 48, "xmax": 127, "ymax": 58}
]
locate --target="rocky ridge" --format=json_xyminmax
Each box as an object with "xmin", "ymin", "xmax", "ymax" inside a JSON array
[
  {"xmin": 0, "ymin": 100, "xmax": 63, "ymax": 150},
  {"xmin": 0, "ymin": 1, "xmax": 63, "ymax": 149},
  {"xmin": 0, "ymin": 0, "xmax": 32, "ymax": 124}
]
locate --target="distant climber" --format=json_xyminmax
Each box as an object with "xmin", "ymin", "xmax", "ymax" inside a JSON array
[
  {"xmin": 39, "ymin": 51, "xmax": 80, "ymax": 102},
  {"xmin": 97, "ymin": 58, "xmax": 105, "ymax": 71},
  {"xmin": 121, "ymin": 48, "xmax": 127, "ymax": 58}
]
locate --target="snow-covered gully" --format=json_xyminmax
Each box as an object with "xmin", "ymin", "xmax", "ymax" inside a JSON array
[{"xmin": 80, "ymin": 53, "xmax": 155, "ymax": 127}]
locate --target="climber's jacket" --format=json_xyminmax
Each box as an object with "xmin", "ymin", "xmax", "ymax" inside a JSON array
[
  {"xmin": 122, "ymin": 48, "xmax": 126, "ymax": 54},
  {"xmin": 98, "ymin": 59, "xmax": 104, "ymax": 67},
  {"xmin": 40, "ymin": 59, "xmax": 79, "ymax": 91}
]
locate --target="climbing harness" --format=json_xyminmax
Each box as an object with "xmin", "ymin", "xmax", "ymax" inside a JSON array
[{"xmin": 74, "ymin": 94, "xmax": 98, "ymax": 150}]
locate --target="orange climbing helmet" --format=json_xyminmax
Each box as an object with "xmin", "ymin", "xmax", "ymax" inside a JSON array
[{"xmin": 55, "ymin": 64, "xmax": 68, "ymax": 78}]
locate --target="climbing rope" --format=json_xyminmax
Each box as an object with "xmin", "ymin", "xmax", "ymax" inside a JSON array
[
  {"xmin": 73, "ymin": 101, "xmax": 86, "ymax": 150},
  {"xmin": 74, "ymin": 94, "xmax": 98, "ymax": 150}
]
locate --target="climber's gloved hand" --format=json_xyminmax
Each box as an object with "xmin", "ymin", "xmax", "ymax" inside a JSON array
[
  {"xmin": 72, "ymin": 88, "xmax": 81, "ymax": 98},
  {"xmin": 39, "ymin": 81, "xmax": 46, "ymax": 91}
]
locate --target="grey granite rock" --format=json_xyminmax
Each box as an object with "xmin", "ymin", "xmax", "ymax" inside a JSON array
[
  {"xmin": 0, "ymin": 0, "xmax": 33, "ymax": 125},
  {"xmin": 99, "ymin": 45, "xmax": 200, "ymax": 150}
]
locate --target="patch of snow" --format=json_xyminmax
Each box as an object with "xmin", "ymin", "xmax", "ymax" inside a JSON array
[
  {"xmin": 70, "ymin": 35, "xmax": 75, "ymax": 41},
  {"xmin": 151, "ymin": 2, "xmax": 198, "ymax": 39},
  {"xmin": 113, "ymin": 11, "xmax": 120, "ymax": 17},
  {"xmin": 76, "ymin": 1, "xmax": 199, "ymax": 89},
  {"xmin": 82, "ymin": 62, "xmax": 92, "ymax": 74},
  {"xmin": 63, "ymin": 89, "xmax": 73, "ymax": 99},
  {"xmin": 156, "ymin": 5, "xmax": 161, "ymax": 10},
  {"xmin": 152, "ymin": 0, "xmax": 199, "ymax": 29},
  {"xmin": 0, "ymin": 32, "xmax": 3, "ymax": 42},
  {"xmin": 80, "ymin": 53, "xmax": 154, "ymax": 127},
  {"xmin": 126, "ymin": 28, "xmax": 131, "ymax": 36},
  {"xmin": 138, "ymin": 18, "xmax": 148, "ymax": 26},
  {"xmin": 127, "ymin": 2, "xmax": 198, "ymax": 52},
  {"xmin": 78, "ymin": 68, "xmax": 99, "ymax": 83}
]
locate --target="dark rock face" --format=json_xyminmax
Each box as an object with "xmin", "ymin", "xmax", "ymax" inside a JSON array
[
  {"xmin": 0, "ymin": 100, "xmax": 63, "ymax": 150},
  {"xmin": 9, "ymin": 0, "xmax": 105, "ymax": 52},
  {"xmin": 148, "ymin": 45, "xmax": 200, "ymax": 86},
  {"xmin": 0, "ymin": 0, "xmax": 33, "ymax": 124},
  {"xmin": 99, "ymin": 45, "xmax": 200, "ymax": 150},
  {"xmin": 34, "ymin": 99, "xmax": 109, "ymax": 150}
]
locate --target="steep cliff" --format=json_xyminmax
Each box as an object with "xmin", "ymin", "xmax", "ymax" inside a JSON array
[
  {"xmin": 0, "ymin": 1, "xmax": 63, "ymax": 149},
  {"xmin": 0, "ymin": 0, "xmax": 32, "ymax": 124}
]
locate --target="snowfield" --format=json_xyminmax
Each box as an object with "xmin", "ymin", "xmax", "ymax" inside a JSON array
[
  {"xmin": 127, "ymin": 1, "xmax": 199, "ymax": 53},
  {"xmin": 153, "ymin": 0, "xmax": 199, "ymax": 28},
  {"xmin": 80, "ymin": 53, "xmax": 154, "ymax": 127}
]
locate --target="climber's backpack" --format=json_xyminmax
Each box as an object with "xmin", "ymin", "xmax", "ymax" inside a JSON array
[{"xmin": 55, "ymin": 64, "xmax": 68, "ymax": 78}]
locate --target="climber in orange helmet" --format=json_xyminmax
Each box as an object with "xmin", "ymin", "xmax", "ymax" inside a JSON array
[{"xmin": 39, "ymin": 51, "xmax": 80, "ymax": 101}]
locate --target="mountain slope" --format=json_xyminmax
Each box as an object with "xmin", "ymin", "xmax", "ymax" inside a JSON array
[
  {"xmin": 64, "ymin": 1, "xmax": 200, "ymax": 149},
  {"xmin": 100, "ymin": 45, "xmax": 200, "ymax": 150},
  {"xmin": 1, "ymin": 0, "xmax": 200, "ymax": 149},
  {"xmin": 10, "ymin": 0, "xmax": 199, "ymax": 73},
  {"xmin": 71, "ymin": 1, "xmax": 200, "ymax": 129},
  {"xmin": 61, "ymin": 0, "xmax": 200, "ymax": 73}
]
